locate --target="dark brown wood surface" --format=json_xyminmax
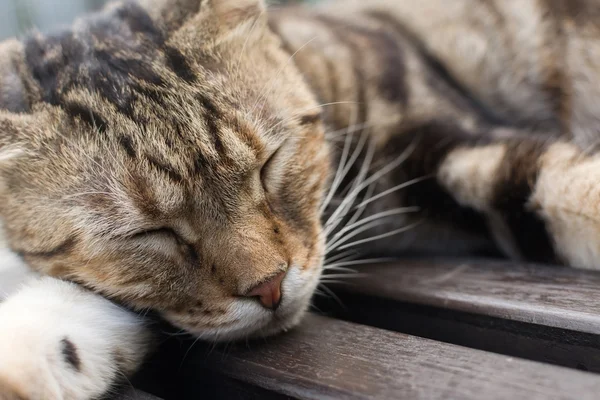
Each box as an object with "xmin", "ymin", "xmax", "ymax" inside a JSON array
[
  {"xmin": 177, "ymin": 314, "xmax": 600, "ymax": 400},
  {"xmin": 113, "ymin": 388, "xmax": 162, "ymax": 400},
  {"xmin": 337, "ymin": 258, "xmax": 600, "ymax": 334}
]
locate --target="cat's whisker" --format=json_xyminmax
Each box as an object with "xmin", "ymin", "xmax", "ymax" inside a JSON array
[
  {"xmin": 324, "ymin": 257, "xmax": 396, "ymax": 270},
  {"xmin": 338, "ymin": 138, "xmax": 381, "ymax": 228},
  {"xmin": 324, "ymin": 249, "xmax": 358, "ymax": 264},
  {"xmin": 325, "ymin": 121, "xmax": 370, "ymax": 140},
  {"xmin": 325, "ymin": 118, "xmax": 394, "ymax": 139},
  {"xmin": 318, "ymin": 283, "xmax": 346, "ymax": 310},
  {"xmin": 329, "ymin": 130, "xmax": 370, "ymax": 214},
  {"xmin": 344, "ymin": 180, "xmax": 376, "ymax": 229},
  {"xmin": 321, "ymin": 273, "xmax": 368, "ymax": 279},
  {"xmin": 329, "ymin": 206, "xmax": 420, "ymax": 246},
  {"xmin": 321, "ymin": 114, "xmax": 356, "ymax": 214},
  {"xmin": 324, "ymin": 136, "xmax": 376, "ymax": 236},
  {"xmin": 323, "ymin": 265, "xmax": 358, "ymax": 273},
  {"xmin": 321, "ymin": 108, "xmax": 364, "ymax": 214},
  {"xmin": 180, "ymin": 335, "xmax": 203, "ymax": 368},
  {"xmin": 336, "ymin": 220, "xmax": 422, "ymax": 252},
  {"xmin": 160, "ymin": 329, "xmax": 190, "ymax": 338},
  {"xmin": 353, "ymin": 176, "xmax": 432, "ymax": 210},
  {"xmin": 319, "ymin": 279, "xmax": 353, "ymax": 286},
  {"xmin": 324, "ymin": 138, "xmax": 417, "ymax": 236},
  {"xmin": 327, "ymin": 219, "xmax": 389, "ymax": 252}
]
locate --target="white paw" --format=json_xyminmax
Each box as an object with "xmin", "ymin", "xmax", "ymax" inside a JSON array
[{"xmin": 0, "ymin": 277, "xmax": 153, "ymax": 400}]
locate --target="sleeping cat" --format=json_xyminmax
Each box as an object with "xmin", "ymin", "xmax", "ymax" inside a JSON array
[{"xmin": 3, "ymin": 0, "xmax": 600, "ymax": 397}]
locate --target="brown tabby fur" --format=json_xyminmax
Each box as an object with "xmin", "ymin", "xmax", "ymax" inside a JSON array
[
  {"xmin": 2, "ymin": 0, "xmax": 600, "ymax": 344},
  {"xmin": 0, "ymin": 0, "xmax": 329, "ymax": 337}
]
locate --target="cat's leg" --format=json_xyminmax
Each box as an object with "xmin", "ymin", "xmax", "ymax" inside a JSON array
[
  {"xmin": 442, "ymin": 138, "xmax": 600, "ymax": 270},
  {"xmin": 0, "ymin": 277, "xmax": 153, "ymax": 400},
  {"xmin": 394, "ymin": 121, "xmax": 600, "ymax": 269}
]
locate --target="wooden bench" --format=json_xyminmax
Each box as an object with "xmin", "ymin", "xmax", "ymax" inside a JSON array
[{"xmin": 125, "ymin": 258, "xmax": 600, "ymax": 399}]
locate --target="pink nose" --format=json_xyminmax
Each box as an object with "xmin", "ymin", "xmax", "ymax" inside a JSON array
[{"xmin": 246, "ymin": 271, "xmax": 286, "ymax": 310}]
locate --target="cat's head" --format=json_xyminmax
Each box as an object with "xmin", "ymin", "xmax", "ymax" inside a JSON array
[{"xmin": 0, "ymin": 0, "xmax": 330, "ymax": 340}]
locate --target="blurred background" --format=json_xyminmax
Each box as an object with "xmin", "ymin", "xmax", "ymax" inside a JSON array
[
  {"xmin": 0, "ymin": 0, "xmax": 317, "ymax": 41},
  {"xmin": 0, "ymin": 0, "xmax": 107, "ymax": 40}
]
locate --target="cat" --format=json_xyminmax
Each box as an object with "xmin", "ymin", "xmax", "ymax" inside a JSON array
[{"xmin": 3, "ymin": 0, "xmax": 600, "ymax": 398}]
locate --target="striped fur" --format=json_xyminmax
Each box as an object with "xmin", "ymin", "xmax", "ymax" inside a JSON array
[
  {"xmin": 3, "ymin": 0, "xmax": 600, "ymax": 397},
  {"xmin": 0, "ymin": 0, "xmax": 330, "ymax": 340},
  {"xmin": 271, "ymin": 0, "xmax": 600, "ymax": 268}
]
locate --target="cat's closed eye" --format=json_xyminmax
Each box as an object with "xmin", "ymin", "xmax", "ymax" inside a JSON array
[
  {"xmin": 129, "ymin": 228, "xmax": 177, "ymax": 239},
  {"xmin": 260, "ymin": 146, "xmax": 284, "ymax": 194},
  {"xmin": 129, "ymin": 228, "xmax": 199, "ymax": 264}
]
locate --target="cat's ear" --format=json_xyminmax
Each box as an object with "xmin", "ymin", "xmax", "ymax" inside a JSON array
[
  {"xmin": 209, "ymin": 0, "xmax": 267, "ymax": 35},
  {"xmin": 145, "ymin": 0, "xmax": 267, "ymax": 43}
]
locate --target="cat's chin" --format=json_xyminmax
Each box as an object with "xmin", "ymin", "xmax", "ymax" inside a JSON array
[
  {"xmin": 164, "ymin": 263, "xmax": 322, "ymax": 342},
  {"xmin": 173, "ymin": 298, "xmax": 311, "ymax": 342}
]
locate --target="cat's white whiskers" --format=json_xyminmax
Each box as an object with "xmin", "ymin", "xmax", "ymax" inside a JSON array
[
  {"xmin": 324, "ymin": 249, "xmax": 358, "ymax": 264},
  {"xmin": 317, "ymin": 283, "xmax": 346, "ymax": 309},
  {"xmin": 343, "ymin": 180, "xmax": 376, "ymax": 229},
  {"xmin": 353, "ymin": 176, "xmax": 431, "ymax": 210},
  {"xmin": 319, "ymin": 279, "xmax": 353, "ymax": 286},
  {"xmin": 324, "ymin": 118, "xmax": 396, "ymax": 141},
  {"xmin": 325, "ymin": 122, "xmax": 368, "ymax": 141},
  {"xmin": 328, "ymin": 130, "xmax": 370, "ymax": 216},
  {"xmin": 324, "ymin": 136, "xmax": 376, "ymax": 236},
  {"xmin": 324, "ymin": 138, "xmax": 417, "ymax": 237},
  {"xmin": 328, "ymin": 206, "xmax": 420, "ymax": 249},
  {"xmin": 327, "ymin": 219, "xmax": 390, "ymax": 252},
  {"xmin": 180, "ymin": 334, "xmax": 204, "ymax": 368},
  {"xmin": 323, "ymin": 266, "xmax": 358, "ymax": 273},
  {"xmin": 325, "ymin": 257, "xmax": 396, "ymax": 270},
  {"xmin": 320, "ymin": 107, "xmax": 359, "ymax": 214},
  {"xmin": 321, "ymin": 273, "xmax": 367, "ymax": 279},
  {"xmin": 335, "ymin": 220, "xmax": 422, "ymax": 252}
]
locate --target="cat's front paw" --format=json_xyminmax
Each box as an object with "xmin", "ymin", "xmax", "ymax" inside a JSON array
[{"xmin": 0, "ymin": 277, "xmax": 153, "ymax": 400}]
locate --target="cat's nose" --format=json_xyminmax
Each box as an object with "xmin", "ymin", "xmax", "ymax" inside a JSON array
[{"xmin": 245, "ymin": 271, "xmax": 286, "ymax": 310}]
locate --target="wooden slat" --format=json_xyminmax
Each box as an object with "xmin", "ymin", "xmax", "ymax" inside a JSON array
[
  {"xmin": 177, "ymin": 314, "xmax": 600, "ymax": 400},
  {"xmin": 340, "ymin": 258, "xmax": 600, "ymax": 334},
  {"xmin": 314, "ymin": 258, "xmax": 600, "ymax": 373},
  {"xmin": 113, "ymin": 388, "xmax": 163, "ymax": 400}
]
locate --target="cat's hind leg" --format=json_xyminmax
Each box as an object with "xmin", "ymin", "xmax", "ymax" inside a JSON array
[{"xmin": 0, "ymin": 277, "xmax": 153, "ymax": 400}]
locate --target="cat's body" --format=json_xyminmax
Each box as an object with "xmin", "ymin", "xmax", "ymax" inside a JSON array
[{"xmin": 2, "ymin": 0, "xmax": 600, "ymax": 398}]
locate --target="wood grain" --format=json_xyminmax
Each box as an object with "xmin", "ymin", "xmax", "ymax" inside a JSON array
[
  {"xmin": 335, "ymin": 258, "xmax": 600, "ymax": 334},
  {"xmin": 179, "ymin": 314, "xmax": 600, "ymax": 400},
  {"xmin": 112, "ymin": 388, "xmax": 163, "ymax": 400}
]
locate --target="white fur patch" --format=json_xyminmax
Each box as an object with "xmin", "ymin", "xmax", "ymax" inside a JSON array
[
  {"xmin": 0, "ymin": 277, "xmax": 152, "ymax": 399},
  {"xmin": 533, "ymin": 143, "xmax": 600, "ymax": 270},
  {"xmin": 0, "ymin": 221, "xmax": 37, "ymax": 301},
  {"xmin": 437, "ymin": 144, "xmax": 506, "ymax": 211}
]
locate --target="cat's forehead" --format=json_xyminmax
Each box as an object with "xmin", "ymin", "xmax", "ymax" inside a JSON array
[{"xmin": 23, "ymin": 0, "xmax": 300, "ymax": 154}]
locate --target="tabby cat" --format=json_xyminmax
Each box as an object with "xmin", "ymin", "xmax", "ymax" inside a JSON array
[{"xmin": 2, "ymin": 0, "xmax": 600, "ymax": 398}]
